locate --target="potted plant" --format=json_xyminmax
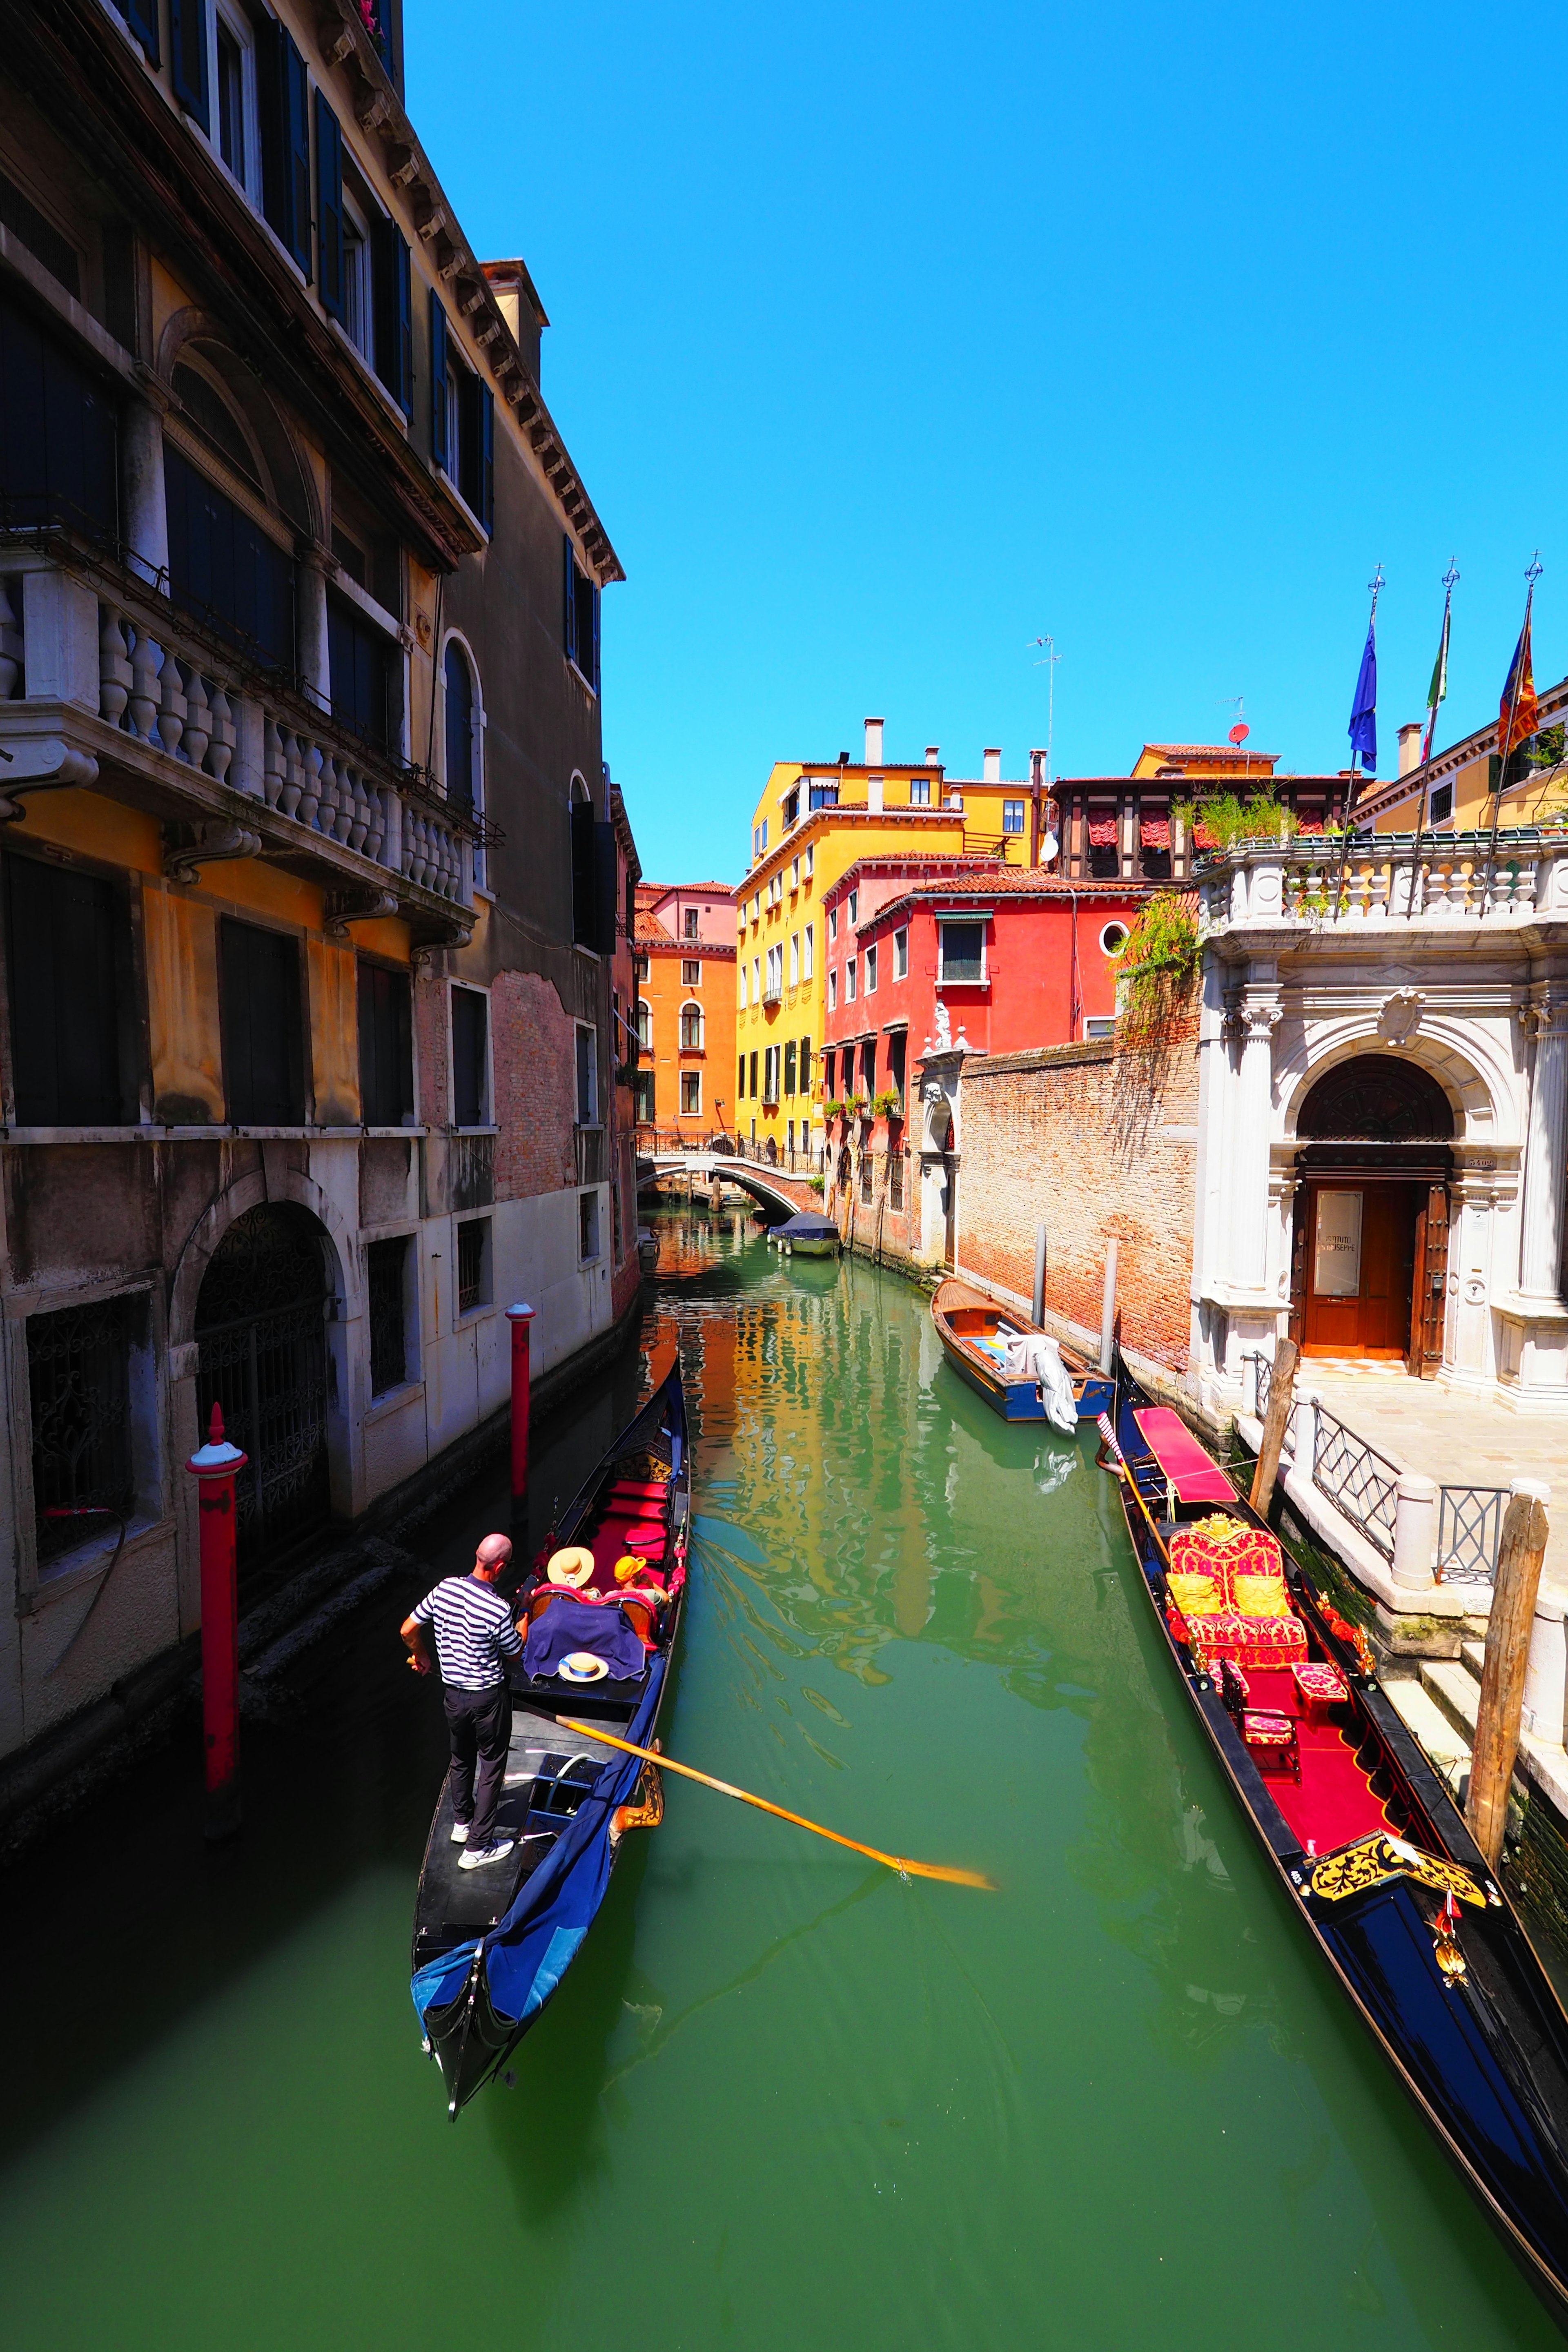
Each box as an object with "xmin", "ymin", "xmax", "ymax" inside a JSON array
[
  {"xmin": 872, "ymin": 1089, "xmax": 903, "ymax": 1123},
  {"xmin": 821, "ymin": 1097, "xmax": 845, "ymax": 1125},
  {"xmin": 846, "ymin": 1093, "xmax": 869, "ymax": 1122}
]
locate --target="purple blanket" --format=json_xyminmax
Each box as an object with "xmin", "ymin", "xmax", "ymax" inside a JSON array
[{"xmin": 522, "ymin": 1595, "xmax": 646, "ymax": 1684}]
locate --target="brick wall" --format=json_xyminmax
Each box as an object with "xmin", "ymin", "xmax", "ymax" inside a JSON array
[
  {"xmin": 492, "ymin": 968, "xmax": 577, "ymax": 1200},
  {"xmin": 956, "ymin": 1017, "xmax": 1199, "ymax": 1374}
]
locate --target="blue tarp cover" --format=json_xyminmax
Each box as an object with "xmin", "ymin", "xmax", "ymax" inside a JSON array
[
  {"xmin": 411, "ymin": 1655, "xmax": 667, "ymax": 2031},
  {"xmin": 773, "ymin": 1213, "xmax": 839, "ymax": 1240}
]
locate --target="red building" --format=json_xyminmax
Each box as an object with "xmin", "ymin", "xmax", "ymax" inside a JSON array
[{"xmin": 819, "ymin": 855, "xmax": 1144, "ymax": 1250}]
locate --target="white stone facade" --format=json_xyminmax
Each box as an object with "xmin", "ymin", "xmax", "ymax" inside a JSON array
[{"xmin": 1189, "ymin": 833, "xmax": 1568, "ymax": 1419}]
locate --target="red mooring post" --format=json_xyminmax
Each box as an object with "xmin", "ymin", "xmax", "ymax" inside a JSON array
[
  {"xmin": 506, "ymin": 1303, "xmax": 536, "ymax": 1527},
  {"xmin": 187, "ymin": 1400, "xmax": 247, "ymax": 1842}
]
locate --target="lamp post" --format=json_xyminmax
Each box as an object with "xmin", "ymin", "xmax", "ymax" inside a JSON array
[
  {"xmin": 506, "ymin": 1303, "xmax": 535, "ymax": 1527},
  {"xmin": 187, "ymin": 1401, "xmax": 247, "ymax": 1842}
]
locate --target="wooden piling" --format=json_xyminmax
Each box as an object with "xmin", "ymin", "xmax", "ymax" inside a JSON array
[
  {"xmin": 1467, "ymin": 1481, "xmax": 1551, "ymax": 1871},
  {"xmin": 1247, "ymin": 1339, "xmax": 1298, "ymax": 1519}
]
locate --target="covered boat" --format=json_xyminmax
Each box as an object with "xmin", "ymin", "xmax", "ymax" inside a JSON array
[
  {"xmin": 931, "ymin": 1276, "xmax": 1115, "ymax": 1426},
  {"xmin": 410, "ymin": 1356, "xmax": 690, "ymax": 2116},
  {"xmin": 1104, "ymin": 1368, "xmax": 1568, "ymax": 2323},
  {"xmin": 768, "ymin": 1210, "xmax": 841, "ymax": 1258}
]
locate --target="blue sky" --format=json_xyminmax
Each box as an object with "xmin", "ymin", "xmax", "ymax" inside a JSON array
[{"xmin": 406, "ymin": 1, "xmax": 1567, "ymax": 882}]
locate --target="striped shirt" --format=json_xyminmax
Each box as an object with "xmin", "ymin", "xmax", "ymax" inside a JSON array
[{"xmin": 412, "ymin": 1574, "xmax": 523, "ymax": 1691}]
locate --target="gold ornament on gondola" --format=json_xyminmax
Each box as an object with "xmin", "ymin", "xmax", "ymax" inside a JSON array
[
  {"xmin": 1309, "ymin": 1833, "xmax": 1488, "ymax": 1910},
  {"xmin": 1433, "ymin": 1890, "xmax": 1468, "ymax": 1980}
]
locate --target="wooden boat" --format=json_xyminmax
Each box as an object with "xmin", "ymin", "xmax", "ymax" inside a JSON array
[
  {"xmin": 1103, "ymin": 1364, "xmax": 1568, "ymax": 2323},
  {"xmin": 931, "ymin": 1276, "xmax": 1116, "ymax": 1425},
  {"xmin": 410, "ymin": 1356, "xmax": 690, "ymax": 2117}
]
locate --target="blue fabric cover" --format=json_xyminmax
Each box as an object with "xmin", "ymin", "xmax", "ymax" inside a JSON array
[
  {"xmin": 412, "ymin": 1656, "xmax": 667, "ymax": 2029},
  {"xmin": 523, "ymin": 1594, "xmax": 646, "ymax": 1683}
]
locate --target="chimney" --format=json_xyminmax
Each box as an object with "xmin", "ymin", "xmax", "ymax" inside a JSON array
[
  {"xmin": 982, "ymin": 747, "xmax": 1001, "ymax": 782},
  {"xmin": 864, "ymin": 717, "xmax": 884, "ymax": 766},
  {"xmin": 867, "ymin": 775, "xmax": 884, "ymax": 813},
  {"xmin": 924, "ymin": 744, "xmax": 940, "ymax": 766},
  {"xmin": 1398, "ymin": 722, "xmax": 1422, "ymax": 777}
]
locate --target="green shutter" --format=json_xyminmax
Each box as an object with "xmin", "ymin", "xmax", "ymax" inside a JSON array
[
  {"xmin": 429, "ymin": 291, "xmax": 449, "ymax": 472},
  {"xmin": 373, "ymin": 219, "xmax": 413, "ymax": 414},
  {"xmin": 122, "ymin": 0, "xmax": 160, "ymax": 62},
  {"xmin": 563, "ymin": 534, "xmax": 577, "ymax": 667},
  {"xmin": 314, "ymin": 93, "xmax": 345, "ymax": 321},
  {"xmin": 590, "ymin": 579, "xmax": 600, "ymax": 694},
  {"xmin": 479, "ymin": 384, "xmax": 494, "ymax": 532},
  {"xmin": 169, "ymin": 0, "xmax": 210, "ymax": 131},
  {"xmin": 260, "ymin": 25, "xmax": 312, "ymax": 277}
]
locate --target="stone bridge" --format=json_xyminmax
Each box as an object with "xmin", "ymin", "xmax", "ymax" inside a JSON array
[{"xmin": 644, "ymin": 1152, "xmax": 823, "ymax": 1221}]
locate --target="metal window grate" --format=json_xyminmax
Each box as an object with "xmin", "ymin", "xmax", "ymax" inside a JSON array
[
  {"xmin": 1437, "ymin": 1485, "xmax": 1508, "ymax": 1584},
  {"xmin": 367, "ymin": 1236, "xmax": 408, "ymax": 1396},
  {"xmin": 457, "ymin": 1219, "xmax": 485, "ymax": 1316},
  {"xmin": 28, "ymin": 1297, "xmax": 134, "ymax": 1561}
]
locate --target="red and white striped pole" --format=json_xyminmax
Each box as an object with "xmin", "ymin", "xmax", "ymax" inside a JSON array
[
  {"xmin": 187, "ymin": 1401, "xmax": 247, "ymax": 1842},
  {"xmin": 506, "ymin": 1303, "xmax": 535, "ymax": 1527}
]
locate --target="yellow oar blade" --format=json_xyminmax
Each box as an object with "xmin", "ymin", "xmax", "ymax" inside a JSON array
[{"xmin": 559, "ymin": 1718, "xmax": 996, "ymax": 1891}]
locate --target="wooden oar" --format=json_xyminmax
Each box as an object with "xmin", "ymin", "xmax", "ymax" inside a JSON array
[
  {"xmin": 558, "ymin": 1718, "xmax": 996, "ymax": 1889},
  {"xmin": 1096, "ymin": 1411, "xmax": 1171, "ymax": 1565}
]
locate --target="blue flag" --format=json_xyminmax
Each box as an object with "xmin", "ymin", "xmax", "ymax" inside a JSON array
[{"xmin": 1348, "ymin": 622, "xmax": 1377, "ymax": 774}]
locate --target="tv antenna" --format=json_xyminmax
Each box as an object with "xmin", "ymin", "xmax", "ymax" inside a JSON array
[{"xmin": 1028, "ymin": 635, "xmax": 1059, "ymax": 782}]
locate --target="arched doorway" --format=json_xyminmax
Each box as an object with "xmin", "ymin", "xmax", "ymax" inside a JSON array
[
  {"xmin": 195, "ymin": 1204, "xmax": 334, "ymax": 1570},
  {"xmin": 1290, "ymin": 1057, "xmax": 1454, "ymax": 1372}
]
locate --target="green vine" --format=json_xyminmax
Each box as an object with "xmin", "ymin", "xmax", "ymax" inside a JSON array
[{"xmin": 1118, "ymin": 891, "xmax": 1201, "ymax": 1041}]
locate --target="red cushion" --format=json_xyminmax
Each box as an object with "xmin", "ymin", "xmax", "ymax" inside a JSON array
[{"xmin": 1189, "ymin": 1611, "xmax": 1308, "ymax": 1671}]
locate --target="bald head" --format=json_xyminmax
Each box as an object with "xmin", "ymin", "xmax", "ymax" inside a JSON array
[{"xmin": 473, "ymin": 1532, "xmax": 513, "ymax": 1581}]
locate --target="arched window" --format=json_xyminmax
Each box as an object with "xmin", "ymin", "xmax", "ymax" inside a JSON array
[
  {"xmin": 637, "ymin": 998, "xmax": 651, "ymax": 1050},
  {"xmin": 679, "ymin": 1001, "xmax": 703, "ymax": 1050},
  {"xmin": 444, "ymin": 641, "xmax": 476, "ymax": 817}
]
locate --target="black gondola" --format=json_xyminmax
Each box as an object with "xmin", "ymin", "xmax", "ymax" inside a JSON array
[
  {"xmin": 1103, "ymin": 1361, "xmax": 1568, "ymax": 2324},
  {"xmin": 410, "ymin": 1354, "xmax": 690, "ymax": 2116}
]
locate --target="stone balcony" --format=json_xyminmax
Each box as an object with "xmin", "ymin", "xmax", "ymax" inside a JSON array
[
  {"xmin": 1196, "ymin": 826, "xmax": 1568, "ymax": 935},
  {"xmin": 0, "ymin": 536, "xmax": 492, "ymax": 948}
]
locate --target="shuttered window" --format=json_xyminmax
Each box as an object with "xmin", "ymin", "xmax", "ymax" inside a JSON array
[
  {"xmin": 170, "ymin": 0, "xmax": 210, "ymax": 131},
  {"xmin": 373, "ymin": 218, "xmax": 412, "ymax": 414},
  {"xmin": 259, "ymin": 21, "xmax": 312, "ymax": 278},
  {"xmin": 570, "ymin": 799, "xmax": 597, "ymax": 948},
  {"xmin": 428, "ymin": 290, "xmax": 449, "ymax": 472},
  {"xmin": 357, "ymin": 960, "xmax": 412, "ymax": 1126},
  {"xmin": 327, "ymin": 588, "xmax": 394, "ymax": 749},
  {"xmin": 443, "ymin": 642, "xmax": 474, "ymax": 815},
  {"xmin": 220, "ymin": 919, "xmax": 305, "ymax": 1125},
  {"xmin": 562, "ymin": 535, "xmax": 599, "ymax": 692},
  {"xmin": 121, "ymin": 0, "xmax": 160, "ymax": 60},
  {"xmin": 165, "ymin": 445, "xmax": 294, "ymax": 670},
  {"xmin": 314, "ymin": 91, "xmax": 345, "ymax": 321},
  {"xmin": 451, "ymin": 988, "xmax": 487, "ymax": 1127},
  {"xmin": 5, "ymin": 856, "xmax": 128, "ymax": 1125},
  {"xmin": 0, "ymin": 292, "xmax": 118, "ymax": 539}
]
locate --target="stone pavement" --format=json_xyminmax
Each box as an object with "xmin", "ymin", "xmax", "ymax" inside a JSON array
[{"xmin": 1303, "ymin": 1361, "xmax": 1568, "ymax": 1595}]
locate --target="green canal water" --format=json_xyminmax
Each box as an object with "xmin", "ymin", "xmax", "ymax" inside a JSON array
[{"xmin": 0, "ymin": 1206, "xmax": 1558, "ymax": 2348}]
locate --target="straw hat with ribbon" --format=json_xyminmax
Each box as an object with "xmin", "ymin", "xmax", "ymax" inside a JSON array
[{"xmin": 546, "ymin": 1546, "xmax": 597, "ymax": 1590}]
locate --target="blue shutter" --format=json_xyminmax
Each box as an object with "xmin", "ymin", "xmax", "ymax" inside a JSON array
[
  {"xmin": 590, "ymin": 579, "xmax": 601, "ymax": 695},
  {"xmin": 563, "ymin": 533, "xmax": 577, "ymax": 668},
  {"xmin": 170, "ymin": 0, "xmax": 209, "ymax": 130},
  {"xmin": 373, "ymin": 219, "xmax": 412, "ymax": 414},
  {"xmin": 122, "ymin": 0, "xmax": 160, "ymax": 61},
  {"xmin": 429, "ymin": 291, "xmax": 449, "ymax": 473},
  {"xmin": 260, "ymin": 25, "xmax": 312, "ymax": 277},
  {"xmin": 314, "ymin": 93, "xmax": 345, "ymax": 321},
  {"xmin": 479, "ymin": 384, "xmax": 494, "ymax": 532}
]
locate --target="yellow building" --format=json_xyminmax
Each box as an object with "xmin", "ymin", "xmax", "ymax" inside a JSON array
[
  {"xmin": 735, "ymin": 722, "xmax": 980, "ymax": 1156},
  {"xmin": 1358, "ymin": 686, "xmax": 1568, "ymax": 838}
]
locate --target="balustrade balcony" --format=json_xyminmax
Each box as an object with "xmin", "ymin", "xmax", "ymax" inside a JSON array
[
  {"xmin": 0, "ymin": 536, "xmax": 494, "ymax": 945},
  {"xmin": 1198, "ymin": 827, "xmax": 1568, "ymax": 931}
]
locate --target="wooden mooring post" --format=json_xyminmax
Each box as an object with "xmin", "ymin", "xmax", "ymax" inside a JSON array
[
  {"xmin": 1467, "ymin": 1480, "xmax": 1551, "ymax": 1871},
  {"xmin": 1098, "ymin": 1240, "xmax": 1119, "ymax": 1375},
  {"xmin": 1247, "ymin": 1340, "xmax": 1298, "ymax": 1519}
]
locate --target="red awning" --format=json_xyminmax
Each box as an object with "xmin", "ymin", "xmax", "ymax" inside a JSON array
[
  {"xmin": 1131, "ymin": 1407, "xmax": 1238, "ymax": 1503},
  {"xmin": 1087, "ymin": 815, "xmax": 1118, "ymax": 846},
  {"xmin": 1140, "ymin": 817, "xmax": 1171, "ymax": 850}
]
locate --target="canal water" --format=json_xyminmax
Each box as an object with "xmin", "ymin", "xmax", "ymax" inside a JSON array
[{"xmin": 0, "ymin": 1204, "xmax": 1557, "ymax": 2348}]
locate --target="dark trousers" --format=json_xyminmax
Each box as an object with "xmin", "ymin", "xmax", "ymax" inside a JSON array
[{"xmin": 443, "ymin": 1683, "xmax": 512, "ymax": 1849}]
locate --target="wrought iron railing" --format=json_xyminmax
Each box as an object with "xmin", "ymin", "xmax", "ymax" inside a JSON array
[{"xmin": 1436, "ymin": 1485, "xmax": 1510, "ymax": 1585}]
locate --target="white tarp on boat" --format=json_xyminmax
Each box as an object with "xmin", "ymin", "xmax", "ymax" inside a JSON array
[{"xmin": 1001, "ymin": 1332, "xmax": 1077, "ymax": 1434}]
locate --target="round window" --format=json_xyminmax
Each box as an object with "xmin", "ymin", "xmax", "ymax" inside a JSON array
[{"xmin": 1100, "ymin": 921, "xmax": 1129, "ymax": 958}]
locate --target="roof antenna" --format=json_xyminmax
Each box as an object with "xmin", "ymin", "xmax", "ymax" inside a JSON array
[{"xmin": 1028, "ymin": 636, "xmax": 1059, "ymax": 784}]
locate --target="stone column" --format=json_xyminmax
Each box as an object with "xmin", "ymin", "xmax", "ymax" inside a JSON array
[
  {"xmin": 1392, "ymin": 1471, "xmax": 1438, "ymax": 1591},
  {"xmin": 122, "ymin": 382, "xmax": 170, "ymax": 589},
  {"xmin": 296, "ymin": 546, "xmax": 331, "ymax": 712},
  {"xmin": 1232, "ymin": 993, "xmax": 1282, "ymax": 1295},
  {"xmin": 1519, "ymin": 991, "xmax": 1568, "ymax": 1301}
]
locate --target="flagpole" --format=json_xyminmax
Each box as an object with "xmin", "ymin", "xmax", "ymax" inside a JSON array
[
  {"xmin": 1488, "ymin": 552, "xmax": 1544, "ymax": 863},
  {"xmin": 1336, "ymin": 564, "xmax": 1384, "ymax": 909},
  {"xmin": 1409, "ymin": 561, "xmax": 1459, "ymax": 913}
]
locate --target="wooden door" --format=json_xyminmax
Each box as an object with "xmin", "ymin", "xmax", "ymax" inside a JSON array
[
  {"xmin": 1302, "ymin": 1183, "xmax": 1417, "ymax": 1356},
  {"xmin": 1409, "ymin": 1182, "xmax": 1450, "ymax": 1378}
]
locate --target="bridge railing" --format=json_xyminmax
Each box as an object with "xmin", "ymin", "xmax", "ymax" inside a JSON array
[{"xmin": 635, "ymin": 1125, "xmax": 826, "ymax": 1177}]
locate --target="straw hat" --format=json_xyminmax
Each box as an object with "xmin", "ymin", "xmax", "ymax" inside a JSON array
[
  {"xmin": 546, "ymin": 1546, "xmax": 597, "ymax": 1589},
  {"xmin": 614, "ymin": 1553, "xmax": 648, "ymax": 1585}
]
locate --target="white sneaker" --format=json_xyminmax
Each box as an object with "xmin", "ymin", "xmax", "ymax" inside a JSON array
[
  {"xmin": 458, "ymin": 1837, "xmax": 517, "ymax": 1872},
  {"xmin": 450, "ymin": 1822, "xmax": 471, "ymax": 1844}
]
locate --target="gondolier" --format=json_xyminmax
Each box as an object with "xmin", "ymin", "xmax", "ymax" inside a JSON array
[{"xmin": 401, "ymin": 1533, "xmax": 522, "ymax": 1872}]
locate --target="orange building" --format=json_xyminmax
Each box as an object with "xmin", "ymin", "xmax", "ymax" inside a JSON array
[{"xmin": 634, "ymin": 880, "xmax": 737, "ymax": 1138}]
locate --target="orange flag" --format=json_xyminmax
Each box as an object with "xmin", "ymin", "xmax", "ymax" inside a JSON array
[{"xmin": 1498, "ymin": 602, "xmax": 1539, "ymax": 766}]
